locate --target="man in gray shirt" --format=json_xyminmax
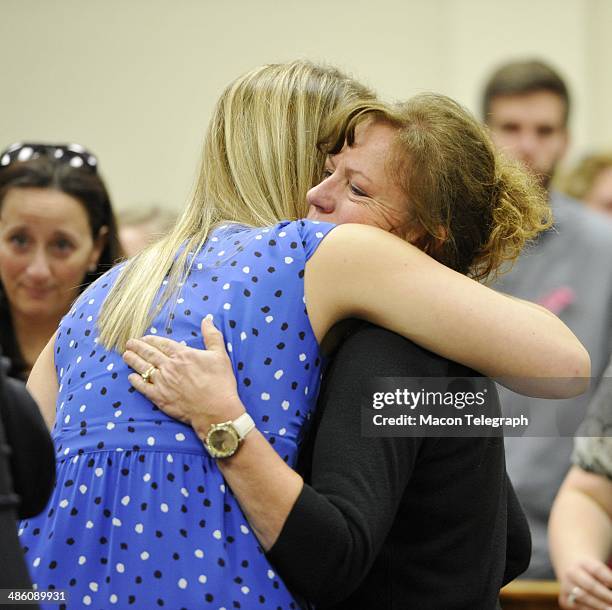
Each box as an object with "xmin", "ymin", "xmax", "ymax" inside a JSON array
[{"xmin": 482, "ymin": 59, "xmax": 612, "ymax": 578}]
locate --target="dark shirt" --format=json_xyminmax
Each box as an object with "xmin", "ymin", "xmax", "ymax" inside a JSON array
[
  {"xmin": 267, "ymin": 324, "xmax": 530, "ymax": 610},
  {"xmin": 0, "ymin": 355, "xmax": 55, "ymax": 603}
]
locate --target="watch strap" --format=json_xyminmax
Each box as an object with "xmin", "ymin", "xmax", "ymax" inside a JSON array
[{"xmin": 232, "ymin": 412, "xmax": 255, "ymax": 440}]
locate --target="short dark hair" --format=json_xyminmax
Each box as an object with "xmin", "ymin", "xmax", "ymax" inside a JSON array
[{"xmin": 482, "ymin": 59, "xmax": 570, "ymax": 125}]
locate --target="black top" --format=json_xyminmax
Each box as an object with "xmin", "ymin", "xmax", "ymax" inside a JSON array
[
  {"xmin": 0, "ymin": 354, "xmax": 55, "ymax": 602},
  {"xmin": 267, "ymin": 323, "xmax": 530, "ymax": 610}
]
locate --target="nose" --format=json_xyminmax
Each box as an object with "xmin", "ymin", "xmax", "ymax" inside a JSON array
[
  {"xmin": 515, "ymin": 131, "xmax": 539, "ymax": 164},
  {"xmin": 25, "ymin": 247, "xmax": 53, "ymax": 281},
  {"xmin": 306, "ymin": 175, "xmax": 338, "ymax": 214}
]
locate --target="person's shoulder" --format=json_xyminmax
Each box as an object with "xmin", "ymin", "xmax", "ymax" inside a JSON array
[
  {"xmin": 333, "ymin": 321, "xmax": 459, "ymax": 377},
  {"xmin": 552, "ymin": 191, "xmax": 612, "ymax": 246}
]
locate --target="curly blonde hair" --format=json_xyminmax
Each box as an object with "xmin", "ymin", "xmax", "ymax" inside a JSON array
[{"xmin": 322, "ymin": 93, "xmax": 551, "ymax": 282}]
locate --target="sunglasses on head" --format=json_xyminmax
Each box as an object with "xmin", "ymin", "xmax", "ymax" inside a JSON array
[{"xmin": 0, "ymin": 142, "xmax": 98, "ymax": 173}]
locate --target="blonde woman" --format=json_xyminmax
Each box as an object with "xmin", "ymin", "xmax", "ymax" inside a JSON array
[{"xmin": 23, "ymin": 62, "xmax": 587, "ymax": 609}]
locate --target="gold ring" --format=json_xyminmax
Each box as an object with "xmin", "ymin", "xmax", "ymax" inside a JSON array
[
  {"xmin": 567, "ymin": 585, "xmax": 581, "ymax": 606},
  {"xmin": 141, "ymin": 365, "xmax": 157, "ymax": 383}
]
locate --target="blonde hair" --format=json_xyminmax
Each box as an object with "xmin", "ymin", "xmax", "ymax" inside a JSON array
[
  {"xmin": 98, "ymin": 60, "xmax": 374, "ymax": 351},
  {"xmin": 323, "ymin": 93, "xmax": 551, "ymax": 282},
  {"xmin": 560, "ymin": 152, "xmax": 612, "ymax": 201}
]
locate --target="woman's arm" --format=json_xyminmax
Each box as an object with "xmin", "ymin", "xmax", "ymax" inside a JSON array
[
  {"xmin": 124, "ymin": 322, "xmax": 424, "ymax": 605},
  {"xmin": 549, "ymin": 466, "xmax": 612, "ymax": 610},
  {"xmin": 26, "ymin": 332, "xmax": 58, "ymax": 430},
  {"xmin": 305, "ymin": 224, "xmax": 590, "ymax": 397}
]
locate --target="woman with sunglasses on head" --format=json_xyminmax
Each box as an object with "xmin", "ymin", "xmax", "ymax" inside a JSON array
[
  {"xmin": 0, "ymin": 143, "xmax": 122, "ymax": 381},
  {"xmin": 22, "ymin": 62, "xmax": 589, "ymax": 610}
]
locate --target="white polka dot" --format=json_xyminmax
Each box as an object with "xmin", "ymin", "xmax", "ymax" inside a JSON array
[
  {"xmin": 223, "ymin": 302, "xmax": 231, "ymax": 310},
  {"xmin": 59, "ymin": 499, "xmax": 69, "ymax": 508},
  {"xmin": 219, "ymin": 483, "xmax": 226, "ymax": 493},
  {"xmin": 106, "ymin": 363, "xmax": 114, "ymax": 371},
  {"xmin": 106, "ymin": 422, "xmax": 115, "ymax": 430},
  {"xmin": 87, "ymin": 315, "xmax": 93, "ymax": 323},
  {"xmin": 240, "ymin": 524, "xmax": 250, "ymax": 534},
  {"xmin": 279, "ymin": 428, "xmax": 287, "ymax": 436},
  {"xmin": 160, "ymin": 503, "xmax": 169, "ymax": 513},
  {"xmin": 147, "ymin": 436, "xmax": 155, "ymax": 446},
  {"xmin": 274, "ymin": 369, "xmax": 284, "ymax": 380},
  {"xmin": 79, "ymin": 484, "xmax": 88, "ymax": 494},
  {"xmin": 198, "ymin": 575, "xmax": 207, "ymax": 584},
  {"xmin": 78, "ymin": 555, "xmax": 86, "ymax": 565},
  {"xmin": 150, "ymin": 327, "xmax": 158, "ymax": 334},
  {"xmin": 281, "ymin": 400, "xmax": 290, "ymax": 410},
  {"xmin": 17, "ymin": 527, "xmax": 23, "ymax": 536},
  {"xmin": 85, "ymin": 382, "xmax": 92, "ymax": 390},
  {"xmin": 116, "ymin": 562, "xmax": 125, "ymax": 573},
  {"xmin": 112, "ymin": 517, "xmax": 122, "ymax": 527},
  {"xmin": 299, "ymin": 353, "xmax": 307, "ymax": 362},
  {"xmin": 76, "ymin": 356, "xmax": 82, "ymax": 363},
  {"xmin": 305, "ymin": 386, "xmax": 309, "ymax": 395},
  {"xmin": 267, "ymin": 569, "xmax": 275, "ymax": 579},
  {"xmin": 83, "ymin": 595, "xmax": 92, "ymax": 606},
  {"xmin": 223, "ymin": 282, "xmax": 230, "ymax": 290},
  {"xmin": 175, "ymin": 433, "xmax": 186, "ymax": 442},
  {"xmin": 312, "ymin": 220, "xmax": 320, "ymax": 224},
  {"xmin": 181, "ymin": 488, "xmax": 189, "ymax": 498},
  {"xmin": 255, "ymin": 234, "xmax": 262, "ymax": 240},
  {"xmin": 135, "ymin": 523, "xmax": 144, "ymax": 534},
  {"xmin": 217, "ymin": 250, "xmax": 225, "ymax": 257},
  {"xmin": 69, "ymin": 340, "xmax": 75, "ymax": 348},
  {"xmin": 64, "ymin": 415, "xmax": 71, "ymax": 424},
  {"xmin": 316, "ymin": 231, "xmax": 324, "ymax": 238},
  {"xmin": 211, "ymin": 236, "xmax": 219, "ymax": 242},
  {"xmin": 143, "ymin": 473, "xmax": 151, "ymax": 482},
  {"xmin": 213, "ymin": 530, "xmax": 222, "ymax": 539},
  {"xmin": 109, "ymin": 594, "xmax": 118, "ymax": 604},
  {"xmin": 140, "ymin": 551, "xmax": 149, "ymax": 560},
  {"xmin": 284, "ymin": 257, "xmax": 294, "ymax": 264},
  {"xmin": 240, "ymin": 331, "xmax": 247, "ymax": 341},
  {"xmin": 227, "ymin": 342, "xmax": 233, "ymax": 353},
  {"xmin": 242, "ymin": 266, "xmax": 250, "ymax": 273},
  {"xmin": 197, "ymin": 263, "xmax": 203, "ymax": 270},
  {"xmin": 121, "ymin": 495, "xmax": 130, "ymax": 506},
  {"xmin": 80, "ymin": 404, "xmax": 87, "ymax": 413},
  {"xmin": 89, "ymin": 582, "xmax": 98, "ymax": 592},
  {"xmin": 204, "ymin": 313, "xmax": 214, "ymax": 322},
  {"xmin": 86, "ymin": 520, "xmax": 94, "ymax": 529},
  {"xmin": 33, "ymin": 557, "xmax": 41, "ymax": 567},
  {"xmin": 114, "ymin": 410, "xmax": 122, "ymax": 418},
  {"xmin": 178, "ymin": 578, "xmax": 188, "ymax": 589},
  {"xmin": 177, "ymin": 297, "xmax": 185, "ymax": 304},
  {"xmin": 88, "ymin": 298, "xmax": 95, "ymax": 305},
  {"xmin": 166, "ymin": 454, "xmax": 174, "ymax": 463},
  {"xmin": 261, "ymin": 392, "xmax": 270, "ymax": 401},
  {"xmin": 265, "ymin": 315, "xmax": 274, "ymax": 323},
  {"xmin": 63, "ymin": 448, "xmax": 70, "ymax": 456},
  {"xmin": 95, "ymin": 467, "xmax": 103, "ymax": 477},
  {"xmin": 194, "ymin": 549, "xmax": 204, "ymax": 558}
]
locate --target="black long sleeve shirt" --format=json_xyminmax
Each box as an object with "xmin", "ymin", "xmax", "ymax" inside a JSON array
[{"xmin": 267, "ymin": 324, "xmax": 531, "ymax": 610}]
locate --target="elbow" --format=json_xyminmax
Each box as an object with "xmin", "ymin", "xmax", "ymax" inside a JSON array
[{"xmin": 549, "ymin": 344, "xmax": 591, "ymax": 399}]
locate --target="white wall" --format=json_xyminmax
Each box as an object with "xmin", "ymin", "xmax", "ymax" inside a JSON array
[{"xmin": 1, "ymin": 0, "xmax": 610, "ymax": 212}]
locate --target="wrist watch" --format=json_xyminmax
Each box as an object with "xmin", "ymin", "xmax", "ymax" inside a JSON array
[{"xmin": 203, "ymin": 412, "xmax": 255, "ymax": 458}]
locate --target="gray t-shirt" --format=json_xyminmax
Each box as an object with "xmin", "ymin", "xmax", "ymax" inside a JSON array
[{"xmin": 493, "ymin": 191, "xmax": 612, "ymax": 578}]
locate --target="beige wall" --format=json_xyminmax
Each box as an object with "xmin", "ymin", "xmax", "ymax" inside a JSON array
[{"xmin": 1, "ymin": 0, "xmax": 611, "ymax": 213}]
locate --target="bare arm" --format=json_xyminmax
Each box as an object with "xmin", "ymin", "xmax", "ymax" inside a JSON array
[
  {"xmin": 305, "ymin": 224, "xmax": 590, "ymax": 397},
  {"xmin": 26, "ymin": 332, "xmax": 58, "ymax": 430},
  {"xmin": 549, "ymin": 466, "xmax": 612, "ymax": 610}
]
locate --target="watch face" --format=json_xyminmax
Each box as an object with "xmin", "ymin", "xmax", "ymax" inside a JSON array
[{"xmin": 208, "ymin": 426, "xmax": 239, "ymax": 458}]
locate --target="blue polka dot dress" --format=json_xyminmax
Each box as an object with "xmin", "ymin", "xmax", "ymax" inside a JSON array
[{"xmin": 19, "ymin": 220, "xmax": 336, "ymax": 610}]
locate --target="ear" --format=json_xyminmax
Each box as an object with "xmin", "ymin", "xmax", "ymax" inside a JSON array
[{"xmin": 87, "ymin": 225, "xmax": 109, "ymax": 272}]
